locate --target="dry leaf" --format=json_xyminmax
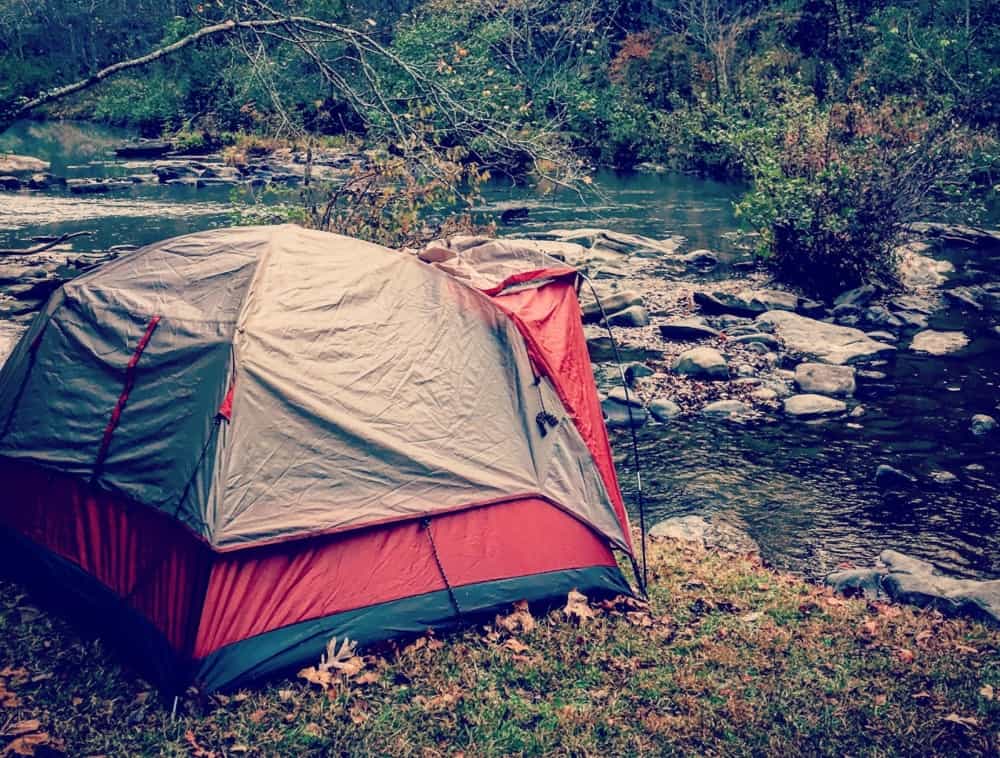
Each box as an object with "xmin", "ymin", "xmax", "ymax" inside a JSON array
[
  {"xmin": 302, "ymin": 723, "xmax": 323, "ymax": 738},
  {"xmin": 3, "ymin": 733, "xmax": 50, "ymax": 757},
  {"xmin": 979, "ymin": 684, "xmax": 994, "ymax": 701},
  {"xmin": 496, "ymin": 600, "xmax": 535, "ymax": 634},
  {"xmin": 502, "ymin": 638, "xmax": 529, "ymax": 654},
  {"xmin": 249, "ymin": 709, "xmax": 266, "ymax": 724},
  {"xmin": 626, "ymin": 611, "xmax": 653, "ymax": 627},
  {"xmin": 184, "ymin": 730, "xmax": 217, "ymax": 758},
  {"xmin": 349, "ymin": 702, "xmax": 370, "ymax": 724},
  {"xmin": 564, "ymin": 590, "xmax": 596, "ymax": 623},
  {"xmin": 942, "ymin": 713, "xmax": 980, "ymax": 729},
  {"xmin": 354, "ymin": 671, "xmax": 380, "ymax": 686},
  {"xmin": 2, "ymin": 721, "xmax": 40, "ymax": 738},
  {"xmin": 897, "ymin": 648, "xmax": 915, "ymax": 664},
  {"xmin": 299, "ymin": 666, "xmax": 334, "ymax": 690},
  {"xmin": 414, "ymin": 690, "xmax": 460, "ymax": 712},
  {"xmin": 874, "ymin": 694, "xmax": 887, "ymax": 706},
  {"xmin": 954, "ymin": 643, "xmax": 979, "ymax": 655}
]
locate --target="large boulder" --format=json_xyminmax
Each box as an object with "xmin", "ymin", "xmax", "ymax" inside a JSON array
[
  {"xmin": 910, "ymin": 330, "xmax": 969, "ymax": 355},
  {"xmin": 601, "ymin": 398, "xmax": 647, "ymax": 429},
  {"xmin": 673, "ymin": 347, "xmax": 729, "ymax": 380},
  {"xmin": 827, "ymin": 550, "xmax": 999, "ymax": 623},
  {"xmin": 794, "ymin": 363, "xmax": 856, "ymax": 397},
  {"xmin": 694, "ymin": 289, "xmax": 799, "ymax": 317},
  {"xmin": 756, "ymin": 310, "xmax": 896, "ymax": 365},
  {"xmin": 783, "ymin": 394, "xmax": 847, "ymax": 417},
  {"xmin": 880, "ymin": 550, "xmax": 1000, "ymax": 623}
]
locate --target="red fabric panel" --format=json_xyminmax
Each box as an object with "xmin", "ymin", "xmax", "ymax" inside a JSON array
[
  {"xmin": 94, "ymin": 314, "xmax": 161, "ymax": 472},
  {"xmin": 217, "ymin": 379, "xmax": 235, "ymax": 421},
  {"xmin": 0, "ymin": 460, "xmax": 210, "ymax": 654},
  {"xmin": 491, "ymin": 281, "xmax": 633, "ymax": 551},
  {"xmin": 194, "ymin": 498, "xmax": 615, "ymax": 657}
]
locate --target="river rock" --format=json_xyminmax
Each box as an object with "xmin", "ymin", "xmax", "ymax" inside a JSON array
[
  {"xmin": 875, "ymin": 464, "xmax": 916, "ymax": 488},
  {"xmin": 680, "ymin": 249, "xmax": 718, "ymax": 267},
  {"xmin": 825, "ymin": 568, "xmax": 886, "ymax": 597},
  {"xmin": 783, "ymin": 394, "xmax": 847, "ymax": 417},
  {"xmin": 606, "ymin": 304, "xmax": 649, "ymax": 327},
  {"xmin": 834, "ymin": 284, "xmax": 879, "ymax": 308},
  {"xmin": 880, "ymin": 550, "xmax": 1000, "ymax": 623},
  {"xmin": 889, "ymin": 294, "xmax": 937, "ymax": 315},
  {"xmin": 27, "ymin": 172, "xmax": 66, "ymax": 190},
  {"xmin": 581, "ymin": 288, "xmax": 644, "ymax": 323},
  {"xmin": 607, "ymin": 386, "xmax": 643, "ymax": 407},
  {"xmin": 649, "ymin": 398, "xmax": 682, "ymax": 422},
  {"xmin": 648, "ymin": 514, "xmax": 758, "ymax": 554},
  {"xmin": 673, "ymin": 347, "xmax": 729, "ymax": 380},
  {"xmin": 0, "ymin": 154, "xmax": 49, "ymax": 175},
  {"xmin": 757, "ymin": 311, "xmax": 896, "ymax": 365},
  {"xmin": 624, "ymin": 362, "xmax": 654, "ymax": 385},
  {"xmin": 601, "ymin": 398, "xmax": 647, "ymax": 429},
  {"xmin": 865, "ymin": 330, "xmax": 897, "ymax": 342},
  {"xmin": 910, "ymin": 330, "xmax": 969, "ymax": 355},
  {"xmin": 928, "ymin": 470, "xmax": 959, "ymax": 485},
  {"xmin": 702, "ymin": 399, "xmax": 751, "ymax": 417},
  {"xmin": 587, "ymin": 337, "xmax": 662, "ymax": 364},
  {"xmin": 863, "ymin": 305, "xmax": 903, "ymax": 329},
  {"xmin": 897, "ymin": 245, "xmax": 954, "ymax": 288},
  {"xmin": 798, "ymin": 299, "xmax": 827, "ymax": 318},
  {"xmin": 658, "ymin": 317, "xmax": 719, "ymax": 341},
  {"xmin": 729, "ymin": 332, "xmax": 781, "ymax": 350},
  {"xmin": 908, "ymin": 222, "xmax": 1000, "ymax": 247},
  {"xmin": 971, "ymin": 414, "xmax": 997, "ymax": 436},
  {"xmin": 794, "ymin": 363, "xmax": 856, "ymax": 397},
  {"xmin": 750, "ymin": 387, "xmax": 778, "ymax": 402},
  {"xmin": 694, "ymin": 289, "xmax": 799, "ymax": 317}
]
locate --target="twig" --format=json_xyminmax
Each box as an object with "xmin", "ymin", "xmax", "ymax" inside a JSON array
[{"xmin": 0, "ymin": 230, "xmax": 93, "ymax": 256}]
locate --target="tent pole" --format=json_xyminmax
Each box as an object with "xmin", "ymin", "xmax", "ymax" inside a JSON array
[{"xmin": 579, "ymin": 275, "xmax": 650, "ymax": 597}]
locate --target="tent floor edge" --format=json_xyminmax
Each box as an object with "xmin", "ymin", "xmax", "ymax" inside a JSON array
[
  {"xmin": 0, "ymin": 527, "xmax": 195, "ymax": 694},
  {"xmin": 195, "ymin": 564, "xmax": 631, "ymax": 692}
]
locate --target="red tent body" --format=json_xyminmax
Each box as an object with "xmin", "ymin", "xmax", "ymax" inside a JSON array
[{"xmin": 0, "ymin": 226, "xmax": 633, "ymax": 691}]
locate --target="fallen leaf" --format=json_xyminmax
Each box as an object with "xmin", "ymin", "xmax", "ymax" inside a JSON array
[
  {"xmin": 184, "ymin": 731, "xmax": 217, "ymax": 758},
  {"xmin": 3, "ymin": 733, "xmax": 50, "ymax": 757},
  {"xmin": 2, "ymin": 721, "xmax": 40, "ymax": 738},
  {"xmin": 897, "ymin": 648, "xmax": 915, "ymax": 664},
  {"xmin": 874, "ymin": 694, "xmax": 887, "ymax": 706},
  {"xmin": 298, "ymin": 666, "xmax": 334, "ymax": 690},
  {"xmin": 249, "ymin": 709, "xmax": 266, "ymax": 724},
  {"xmin": 564, "ymin": 590, "xmax": 596, "ymax": 623},
  {"xmin": 942, "ymin": 713, "xmax": 980, "ymax": 729},
  {"xmin": 496, "ymin": 600, "xmax": 535, "ymax": 634},
  {"xmin": 501, "ymin": 638, "xmax": 529, "ymax": 654},
  {"xmin": 302, "ymin": 722, "xmax": 323, "ymax": 738},
  {"xmin": 354, "ymin": 671, "xmax": 380, "ymax": 686},
  {"xmin": 954, "ymin": 643, "xmax": 979, "ymax": 655},
  {"xmin": 349, "ymin": 702, "xmax": 370, "ymax": 724},
  {"xmin": 979, "ymin": 684, "xmax": 994, "ymax": 701}
]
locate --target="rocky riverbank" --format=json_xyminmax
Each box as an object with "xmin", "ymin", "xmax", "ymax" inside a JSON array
[
  {"xmin": 416, "ymin": 226, "xmax": 1000, "ymax": 622},
  {"xmin": 0, "ymin": 141, "xmax": 364, "ymax": 196}
]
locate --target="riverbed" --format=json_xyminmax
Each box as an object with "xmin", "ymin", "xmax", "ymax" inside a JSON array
[{"xmin": 2, "ymin": 120, "xmax": 998, "ymax": 581}]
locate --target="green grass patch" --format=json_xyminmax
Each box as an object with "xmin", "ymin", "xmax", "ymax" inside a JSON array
[{"xmin": 0, "ymin": 538, "xmax": 996, "ymax": 756}]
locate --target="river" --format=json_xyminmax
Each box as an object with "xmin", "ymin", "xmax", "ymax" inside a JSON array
[{"xmin": 2, "ymin": 120, "xmax": 998, "ymax": 581}]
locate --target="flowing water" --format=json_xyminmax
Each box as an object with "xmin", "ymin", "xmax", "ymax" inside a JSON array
[{"xmin": 2, "ymin": 121, "xmax": 998, "ymax": 580}]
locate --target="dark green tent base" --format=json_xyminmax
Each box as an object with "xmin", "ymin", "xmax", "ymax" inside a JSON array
[
  {"xmin": 196, "ymin": 565, "xmax": 632, "ymax": 692},
  {"xmin": 1, "ymin": 525, "xmax": 631, "ymax": 693}
]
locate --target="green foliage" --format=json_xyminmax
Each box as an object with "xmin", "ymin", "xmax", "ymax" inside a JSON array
[{"xmin": 734, "ymin": 102, "xmax": 987, "ymax": 298}]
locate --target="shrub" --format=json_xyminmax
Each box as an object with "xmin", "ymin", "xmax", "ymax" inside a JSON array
[{"xmin": 734, "ymin": 102, "xmax": 985, "ymax": 299}]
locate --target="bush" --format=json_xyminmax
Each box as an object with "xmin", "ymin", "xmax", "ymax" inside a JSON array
[{"xmin": 735, "ymin": 102, "xmax": 985, "ymax": 299}]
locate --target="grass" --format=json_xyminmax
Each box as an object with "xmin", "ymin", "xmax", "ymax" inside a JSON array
[{"xmin": 0, "ymin": 536, "xmax": 997, "ymax": 756}]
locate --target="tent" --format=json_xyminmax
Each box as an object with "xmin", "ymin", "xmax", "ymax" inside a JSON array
[{"xmin": 0, "ymin": 225, "xmax": 635, "ymax": 692}]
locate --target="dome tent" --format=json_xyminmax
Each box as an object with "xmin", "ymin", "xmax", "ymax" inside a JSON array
[{"xmin": 0, "ymin": 225, "xmax": 635, "ymax": 692}]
